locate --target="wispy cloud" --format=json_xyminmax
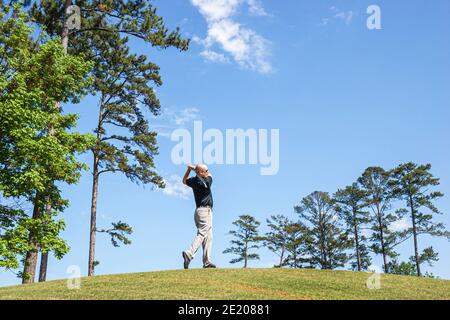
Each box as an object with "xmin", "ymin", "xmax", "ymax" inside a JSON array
[
  {"xmin": 247, "ymin": 0, "xmax": 268, "ymax": 17},
  {"xmin": 319, "ymin": 6, "xmax": 356, "ymax": 26},
  {"xmin": 152, "ymin": 107, "xmax": 202, "ymax": 138},
  {"xmin": 172, "ymin": 108, "xmax": 201, "ymax": 126},
  {"xmin": 161, "ymin": 174, "xmax": 192, "ymax": 200},
  {"xmin": 318, "ymin": 18, "xmax": 330, "ymax": 26},
  {"xmin": 200, "ymin": 49, "xmax": 231, "ymax": 64},
  {"xmin": 191, "ymin": 0, "xmax": 273, "ymax": 74}
]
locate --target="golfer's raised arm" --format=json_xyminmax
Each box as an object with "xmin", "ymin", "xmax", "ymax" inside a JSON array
[{"xmin": 182, "ymin": 164, "xmax": 196, "ymax": 185}]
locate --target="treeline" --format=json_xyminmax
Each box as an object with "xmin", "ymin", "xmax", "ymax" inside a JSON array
[
  {"xmin": 223, "ymin": 164, "xmax": 450, "ymax": 277},
  {"xmin": 0, "ymin": 2, "xmax": 188, "ymax": 284}
]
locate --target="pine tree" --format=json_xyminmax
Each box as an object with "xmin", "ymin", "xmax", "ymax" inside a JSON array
[
  {"xmin": 282, "ymin": 221, "xmax": 308, "ymax": 269},
  {"xmin": 390, "ymin": 162, "xmax": 449, "ymax": 276},
  {"xmin": 358, "ymin": 167, "xmax": 406, "ymax": 274},
  {"xmin": 334, "ymin": 183, "xmax": 372, "ymax": 271},
  {"xmin": 260, "ymin": 215, "xmax": 291, "ymax": 268},
  {"xmin": 295, "ymin": 191, "xmax": 351, "ymax": 270},
  {"xmin": 223, "ymin": 215, "xmax": 261, "ymax": 268}
]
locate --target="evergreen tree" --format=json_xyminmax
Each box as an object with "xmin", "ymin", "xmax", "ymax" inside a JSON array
[
  {"xmin": 223, "ymin": 215, "xmax": 261, "ymax": 268},
  {"xmin": 29, "ymin": 0, "xmax": 189, "ymax": 276},
  {"xmin": 260, "ymin": 215, "xmax": 291, "ymax": 268},
  {"xmin": 357, "ymin": 167, "xmax": 406, "ymax": 274},
  {"xmin": 390, "ymin": 162, "xmax": 449, "ymax": 276},
  {"xmin": 334, "ymin": 183, "xmax": 372, "ymax": 271},
  {"xmin": 282, "ymin": 221, "xmax": 308, "ymax": 269},
  {"xmin": 295, "ymin": 191, "xmax": 351, "ymax": 270}
]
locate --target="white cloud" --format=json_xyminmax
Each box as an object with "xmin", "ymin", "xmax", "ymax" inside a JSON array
[
  {"xmin": 162, "ymin": 174, "xmax": 192, "ymax": 200},
  {"xmin": 200, "ymin": 49, "xmax": 230, "ymax": 63},
  {"xmin": 247, "ymin": 0, "xmax": 268, "ymax": 16},
  {"xmin": 192, "ymin": 0, "xmax": 241, "ymax": 21},
  {"xmin": 170, "ymin": 107, "xmax": 201, "ymax": 126},
  {"xmin": 191, "ymin": 0, "xmax": 273, "ymax": 74},
  {"xmin": 318, "ymin": 18, "xmax": 329, "ymax": 26},
  {"xmin": 390, "ymin": 218, "xmax": 412, "ymax": 232},
  {"xmin": 335, "ymin": 11, "xmax": 355, "ymax": 25},
  {"xmin": 320, "ymin": 6, "xmax": 356, "ymax": 26}
]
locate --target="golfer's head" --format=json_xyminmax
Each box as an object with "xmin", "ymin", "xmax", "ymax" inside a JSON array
[{"xmin": 196, "ymin": 164, "xmax": 209, "ymax": 177}]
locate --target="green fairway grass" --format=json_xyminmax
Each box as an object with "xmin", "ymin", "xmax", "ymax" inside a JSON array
[{"xmin": 0, "ymin": 268, "xmax": 449, "ymax": 300}]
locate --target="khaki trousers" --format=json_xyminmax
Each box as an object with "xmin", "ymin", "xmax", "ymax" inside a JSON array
[{"xmin": 185, "ymin": 207, "xmax": 213, "ymax": 266}]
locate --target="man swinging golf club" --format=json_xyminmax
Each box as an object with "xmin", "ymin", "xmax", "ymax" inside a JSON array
[{"xmin": 182, "ymin": 164, "xmax": 217, "ymax": 269}]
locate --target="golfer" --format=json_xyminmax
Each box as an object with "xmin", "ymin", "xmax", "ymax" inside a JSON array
[{"xmin": 182, "ymin": 164, "xmax": 216, "ymax": 269}]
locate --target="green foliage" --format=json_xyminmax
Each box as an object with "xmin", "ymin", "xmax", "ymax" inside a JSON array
[
  {"xmin": 387, "ymin": 259, "xmax": 418, "ymax": 276},
  {"xmin": 223, "ymin": 215, "xmax": 261, "ymax": 267},
  {"xmin": 0, "ymin": 5, "xmax": 93, "ymax": 272},
  {"xmin": 295, "ymin": 191, "xmax": 352, "ymax": 270},
  {"xmin": 334, "ymin": 183, "xmax": 372, "ymax": 271},
  {"xmin": 30, "ymin": 2, "xmax": 190, "ymax": 272},
  {"xmin": 0, "ymin": 6, "xmax": 95, "ymax": 196},
  {"xmin": 415, "ymin": 246, "xmax": 439, "ymax": 268},
  {"xmin": 390, "ymin": 163, "xmax": 449, "ymax": 274},
  {"xmin": 260, "ymin": 214, "xmax": 292, "ymax": 267},
  {"xmin": 30, "ymin": 0, "xmax": 190, "ymax": 188},
  {"xmin": 0, "ymin": 203, "xmax": 29, "ymax": 270},
  {"xmin": 281, "ymin": 221, "xmax": 308, "ymax": 269},
  {"xmin": 97, "ymin": 221, "xmax": 133, "ymax": 247},
  {"xmin": 391, "ymin": 163, "xmax": 446, "ymax": 237},
  {"xmin": 357, "ymin": 167, "xmax": 406, "ymax": 271},
  {"xmin": 386, "ymin": 252, "xmax": 436, "ymax": 278},
  {"xmin": 0, "ymin": 200, "xmax": 69, "ymax": 270}
]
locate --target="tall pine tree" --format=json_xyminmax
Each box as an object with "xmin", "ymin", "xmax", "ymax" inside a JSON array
[
  {"xmin": 295, "ymin": 191, "xmax": 351, "ymax": 270},
  {"xmin": 282, "ymin": 221, "xmax": 308, "ymax": 269},
  {"xmin": 391, "ymin": 162, "xmax": 449, "ymax": 276},
  {"xmin": 358, "ymin": 167, "xmax": 406, "ymax": 274},
  {"xmin": 334, "ymin": 183, "xmax": 372, "ymax": 271}
]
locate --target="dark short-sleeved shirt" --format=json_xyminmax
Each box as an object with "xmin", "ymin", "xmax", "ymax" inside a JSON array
[{"xmin": 186, "ymin": 176, "xmax": 213, "ymax": 208}]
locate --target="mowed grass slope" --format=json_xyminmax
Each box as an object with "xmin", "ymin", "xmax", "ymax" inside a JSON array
[{"xmin": 0, "ymin": 268, "xmax": 449, "ymax": 300}]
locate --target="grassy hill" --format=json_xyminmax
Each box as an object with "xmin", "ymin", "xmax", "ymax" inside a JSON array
[{"xmin": 0, "ymin": 268, "xmax": 449, "ymax": 300}]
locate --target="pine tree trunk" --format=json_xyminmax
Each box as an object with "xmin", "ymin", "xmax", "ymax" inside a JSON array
[
  {"xmin": 22, "ymin": 196, "xmax": 41, "ymax": 284},
  {"xmin": 376, "ymin": 203, "xmax": 389, "ymax": 273},
  {"xmin": 88, "ymin": 97, "xmax": 104, "ymax": 277},
  {"xmin": 379, "ymin": 225, "xmax": 388, "ymax": 273},
  {"xmin": 243, "ymin": 242, "xmax": 248, "ymax": 268},
  {"xmin": 319, "ymin": 214, "xmax": 327, "ymax": 269},
  {"xmin": 61, "ymin": 0, "xmax": 72, "ymax": 54},
  {"xmin": 353, "ymin": 210, "xmax": 362, "ymax": 272},
  {"xmin": 279, "ymin": 247, "xmax": 285, "ymax": 268},
  {"xmin": 38, "ymin": 252, "xmax": 49, "ymax": 282},
  {"xmin": 88, "ymin": 161, "xmax": 99, "ymax": 276},
  {"xmin": 409, "ymin": 195, "xmax": 421, "ymax": 277}
]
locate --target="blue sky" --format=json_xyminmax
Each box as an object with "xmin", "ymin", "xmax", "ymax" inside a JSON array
[{"xmin": 1, "ymin": 0, "xmax": 450, "ymax": 286}]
